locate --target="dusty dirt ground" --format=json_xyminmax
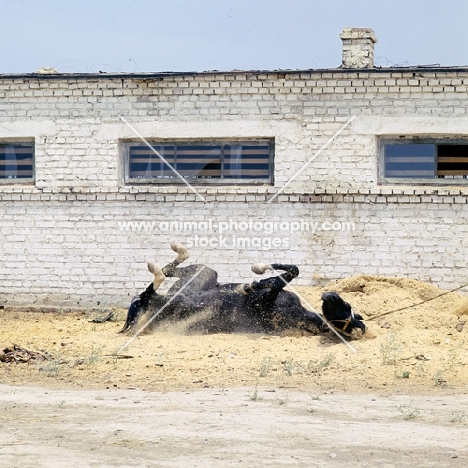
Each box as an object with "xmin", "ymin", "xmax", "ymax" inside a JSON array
[
  {"xmin": 0, "ymin": 385, "xmax": 467, "ymax": 468},
  {"xmin": 1, "ymin": 275, "xmax": 467, "ymax": 467}
]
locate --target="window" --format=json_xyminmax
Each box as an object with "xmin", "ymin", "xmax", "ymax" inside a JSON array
[
  {"xmin": 0, "ymin": 142, "xmax": 34, "ymax": 184},
  {"xmin": 380, "ymin": 138, "xmax": 468, "ymax": 184},
  {"xmin": 124, "ymin": 140, "xmax": 273, "ymax": 184}
]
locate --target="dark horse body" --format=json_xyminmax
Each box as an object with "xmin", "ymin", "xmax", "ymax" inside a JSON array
[{"xmin": 121, "ymin": 243, "xmax": 365, "ymax": 337}]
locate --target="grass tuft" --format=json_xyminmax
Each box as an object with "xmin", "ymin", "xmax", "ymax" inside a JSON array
[
  {"xmin": 380, "ymin": 333, "xmax": 401, "ymax": 365},
  {"xmin": 396, "ymin": 403, "xmax": 421, "ymax": 420}
]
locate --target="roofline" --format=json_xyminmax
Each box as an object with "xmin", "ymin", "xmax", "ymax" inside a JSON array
[{"xmin": 1, "ymin": 66, "xmax": 468, "ymax": 80}]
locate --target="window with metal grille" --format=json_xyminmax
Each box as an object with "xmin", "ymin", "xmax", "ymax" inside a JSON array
[
  {"xmin": 0, "ymin": 142, "xmax": 34, "ymax": 184},
  {"xmin": 125, "ymin": 141, "xmax": 273, "ymax": 184},
  {"xmin": 381, "ymin": 139, "xmax": 468, "ymax": 184}
]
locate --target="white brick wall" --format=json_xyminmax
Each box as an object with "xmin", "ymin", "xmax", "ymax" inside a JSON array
[{"xmin": 1, "ymin": 68, "xmax": 468, "ymax": 307}]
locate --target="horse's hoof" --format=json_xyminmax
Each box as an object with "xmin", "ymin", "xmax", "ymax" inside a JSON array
[
  {"xmin": 236, "ymin": 284, "xmax": 251, "ymax": 295},
  {"xmin": 147, "ymin": 261, "xmax": 158, "ymax": 274},
  {"xmin": 251, "ymin": 263, "xmax": 272, "ymax": 275},
  {"xmin": 170, "ymin": 241, "xmax": 190, "ymax": 262}
]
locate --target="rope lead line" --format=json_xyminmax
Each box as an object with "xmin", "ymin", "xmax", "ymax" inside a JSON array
[{"xmin": 369, "ymin": 281, "xmax": 468, "ymax": 321}]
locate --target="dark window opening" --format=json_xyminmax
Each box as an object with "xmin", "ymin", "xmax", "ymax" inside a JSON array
[
  {"xmin": 0, "ymin": 143, "xmax": 34, "ymax": 182},
  {"xmin": 437, "ymin": 145, "xmax": 468, "ymax": 178},
  {"xmin": 126, "ymin": 141, "xmax": 273, "ymax": 184},
  {"xmin": 382, "ymin": 139, "xmax": 468, "ymax": 183},
  {"xmin": 384, "ymin": 144, "xmax": 435, "ymax": 178}
]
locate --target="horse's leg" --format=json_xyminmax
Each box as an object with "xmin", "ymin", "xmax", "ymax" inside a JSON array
[
  {"xmin": 148, "ymin": 262, "xmax": 166, "ymax": 289},
  {"xmin": 156, "ymin": 241, "xmax": 219, "ymax": 295},
  {"xmin": 161, "ymin": 241, "xmax": 190, "ymax": 277},
  {"xmin": 120, "ymin": 263, "xmax": 165, "ymax": 333},
  {"xmin": 237, "ymin": 264, "xmax": 299, "ymax": 297},
  {"xmin": 236, "ymin": 264, "xmax": 326, "ymax": 333},
  {"xmin": 235, "ymin": 264, "xmax": 300, "ymax": 318},
  {"xmin": 122, "ymin": 241, "xmax": 217, "ymax": 333}
]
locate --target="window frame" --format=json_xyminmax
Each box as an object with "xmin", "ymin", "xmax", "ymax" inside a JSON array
[
  {"xmin": 122, "ymin": 139, "xmax": 275, "ymax": 186},
  {"xmin": 0, "ymin": 140, "xmax": 35, "ymax": 185},
  {"xmin": 379, "ymin": 137, "xmax": 468, "ymax": 185}
]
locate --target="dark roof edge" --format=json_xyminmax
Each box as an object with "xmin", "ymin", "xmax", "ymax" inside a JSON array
[{"xmin": 1, "ymin": 66, "xmax": 468, "ymax": 80}]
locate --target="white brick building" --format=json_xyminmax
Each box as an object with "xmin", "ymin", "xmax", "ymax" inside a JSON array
[{"xmin": 1, "ymin": 28, "xmax": 468, "ymax": 309}]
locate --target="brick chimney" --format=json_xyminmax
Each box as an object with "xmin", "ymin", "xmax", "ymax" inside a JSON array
[{"xmin": 340, "ymin": 28, "xmax": 377, "ymax": 68}]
